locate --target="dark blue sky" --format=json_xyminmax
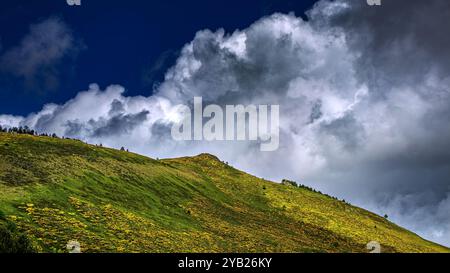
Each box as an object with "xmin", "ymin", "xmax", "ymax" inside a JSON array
[{"xmin": 0, "ymin": 0, "xmax": 318, "ymax": 116}]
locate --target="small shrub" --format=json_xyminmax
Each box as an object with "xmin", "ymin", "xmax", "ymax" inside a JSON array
[
  {"xmin": 281, "ymin": 179, "xmax": 298, "ymax": 187},
  {"xmin": 0, "ymin": 221, "xmax": 34, "ymax": 253}
]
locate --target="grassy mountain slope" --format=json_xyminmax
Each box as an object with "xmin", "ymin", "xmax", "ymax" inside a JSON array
[{"xmin": 0, "ymin": 132, "xmax": 448, "ymax": 253}]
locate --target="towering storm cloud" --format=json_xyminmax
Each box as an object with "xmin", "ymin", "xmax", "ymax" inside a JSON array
[{"xmin": 1, "ymin": 0, "xmax": 449, "ymax": 246}]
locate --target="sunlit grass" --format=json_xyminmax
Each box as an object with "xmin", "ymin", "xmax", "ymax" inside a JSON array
[{"xmin": 0, "ymin": 133, "xmax": 448, "ymax": 253}]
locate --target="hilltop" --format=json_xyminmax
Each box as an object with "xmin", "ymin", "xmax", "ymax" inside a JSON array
[{"xmin": 0, "ymin": 132, "xmax": 448, "ymax": 253}]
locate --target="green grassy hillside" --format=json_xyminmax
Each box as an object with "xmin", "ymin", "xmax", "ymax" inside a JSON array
[{"xmin": 0, "ymin": 132, "xmax": 448, "ymax": 253}]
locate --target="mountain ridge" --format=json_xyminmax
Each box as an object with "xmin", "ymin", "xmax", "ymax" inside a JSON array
[{"xmin": 0, "ymin": 132, "xmax": 448, "ymax": 253}]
